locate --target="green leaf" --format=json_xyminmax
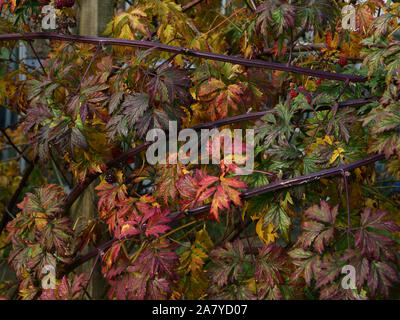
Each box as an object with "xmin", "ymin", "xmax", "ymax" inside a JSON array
[{"xmin": 263, "ymin": 204, "xmax": 291, "ymax": 243}]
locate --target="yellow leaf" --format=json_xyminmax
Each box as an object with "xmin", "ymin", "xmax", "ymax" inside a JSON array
[
  {"xmin": 140, "ymin": 194, "xmax": 156, "ymax": 203},
  {"xmin": 119, "ymin": 24, "xmax": 134, "ymax": 40},
  {"xmin": 247, "ymin": 278, "xmax": 257, "ymax": 294},
  {"xmin": 324, "ymin": 135, "xmax": 334, "ymax": 145},
  {"xmin": 114, "ymin": 12, "xmax": 130, "ymax": 28},
  {"xmin": 121, "ymin": 224, "xmax": 133, "ymax": 234},
  {"xmin": 329, "ymin": 147, "xmax": 345, "ymax": 164},
  {"xmin": 256, "ymin": 220, "xmax": 278, "ymax": 244},
  {"xmin": 128, "ymin": 8, "xmax": 148, "ymax": 34},
  {"xmin": 195, "ymin": 226, "xmax": 214, "ymax": 253},
  {"xmin": 116, "ymin": 170, "xmax": 124, "ymax": 184},
  {"xmin": 31, "ymin": 212, "xmax": 48, "ymax": 232}
]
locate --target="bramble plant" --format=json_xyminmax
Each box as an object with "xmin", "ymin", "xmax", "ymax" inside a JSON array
[{"xmin": 0, "ymin": 0, "xmax": 400, "ymax": 300}]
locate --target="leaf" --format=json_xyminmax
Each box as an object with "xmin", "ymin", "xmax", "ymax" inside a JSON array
[
  {"xmin": 22, "ymin": 103, "xmax": 53, "ymax": 133},
  {"xmin": 262, "ymin": 204, "xmax": 291, "ymax": 243},
  {"xmin": 256, "ymin": 1, "xmax": 296, "ymax": 37},
  {"xmin": 104, "ymin": 8, "xmax": 149, "ymax": 39},
  {"xmin": 31, "ymin": 212, "xmax": 48, "ymax": 232},
  {"xmin": 127, "ymin": 8, "xmax": 148, "ymax": 35},
  {"xmin": 255, "ymin": 244, "xmax": 286, "ymax": 289},
  {"xmin": 205, "ymin": 175, "xmax": 247, "ymax": 221},
  {"xmin": 106, "ymin": 93, "xmax": 150, "ymax": 139},
  {"xmin": 157, "ymin": 160, "xmax": 187, "ymax": 205},
  {"xmin": 329, "ymin": 147, "xmax": 345, "ymax": 164},
  {"xmin": 177, "ymin": 233, "xmax": 210, "ymax": 299},
  {"xmin": 297, "ymin": 201, "xmax": 338, "ymax": 253},
  {"xmin": 256, "ymin": 220, "xmax": 278, "ymax": 245},
  {"xmin": 109, "ymin": 92, "xmax": 123, "ymax": 114},
  {"xmin": 356, "ymin": 4, "xmax": 375, "ymax": 35},
  {"xmin": 147, "ymin": 66, "xmax": 192, "ymax": 107},
  {"xmin": 355, "ymin": 208, "xmax": 400, "ymax": 260},
  {"xmin": 195, "ymin": 226, "xmax": 214, "ymax": 253},
  {"xmin": 95, "ymin": 180, "xmax": 128, "ymax": 217},
  {"xmin": 210, "ymin": 185, "xmax": 230, "ymax": 221},
  {"xmin": 209, "ymin": 239, "xmax": 249, "ymax": 288},
  {"xmin": 71, "ymin": 127, "xmax": 89, "ymax": 151},
  {"xmin": 371, "ymin": 13, "xmax": 396, "ymax": 36},
  {"xmin": 368, "ymin": 260, "xmax": 399, "ymax": 296},
  {"xmin": 316, "ymin": 254, "xmax": 348, "ymax": 289},
  {"xmin": 288, "ymin": 248, "xmax": 321, "ymax": 285},
  {"xmin": 122, "ymin": 93, "xmax": 150, "ymax": 128},
  {"xmin": 176, "ymin": 169, "xmax": 212, "ymax": 210},
  {"xmin": 305, "ymin": 200, "xmax": 338, "ymax": 224},
  {"xmin": 144, "ymin": 207, "xmax": 172, "ymax": 238},
  {"xmin": 199, "ymin": 78, "xmax": 244, "ymax": 120},
  {"xmin": 7, "ymin": 185, "xmax": 73, "ymax": 282}
]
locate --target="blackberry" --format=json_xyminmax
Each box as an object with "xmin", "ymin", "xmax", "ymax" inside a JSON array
[
  {"xmin": 338, "ymin": 57, "xmax": 348, "ymax": 68},
  {"xmin": 56, "ymin": 0, "xmax": 75, "ymax": 9},
  {"xmin": 105, "ymin": 174, "xmax": 116, "ymax": 184},
  {"xmin": 63, "ymin": 0, "xmax": 75, "ymax": 7}
]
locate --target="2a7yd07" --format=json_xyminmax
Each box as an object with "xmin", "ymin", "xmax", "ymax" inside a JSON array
[{"xmin": 195, "ymin": 304, "xmax": 247, "ymax": 315}]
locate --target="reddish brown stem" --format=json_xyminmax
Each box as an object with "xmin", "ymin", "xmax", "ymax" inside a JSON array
[
  {"xmin": 0, "ymin": 33, "xmax": 367, "ymax": 82},
  {"xmin": 182, "ymin": 0, "xmax": 204, "ymax": 12}
]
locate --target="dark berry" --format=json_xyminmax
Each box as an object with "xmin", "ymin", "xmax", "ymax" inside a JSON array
[
  {"xmin": 289, "ymin": 90, "xmax": 298, "ymax": 99},
  {"xmin": 55, "ymin": 0, "xmax": 63, "ymax": 8},
  {"xmin": 105, "ymin": 174, "xmax": 116, "ymax": 184},
  {"xmin": 338, "ymin": 57, "xmax": 348, "ymax": 68},
  {"xmin": 56, "ymin": 0, "xmax": 75, "ymax": 8},
  {"xmin": 63, "ymin": 0, "xmax": 75, "ymax": 8}
]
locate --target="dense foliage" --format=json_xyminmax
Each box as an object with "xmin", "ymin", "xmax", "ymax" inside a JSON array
[{"xmin": 0, "ymin": 0, "xmax": 400, "ymax": 300}]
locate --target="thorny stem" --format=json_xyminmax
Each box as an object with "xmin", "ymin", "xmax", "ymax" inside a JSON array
[
  {"xmin": 0, "ymin": 33, "xmax": 367, "ymax": 82},
  {"xmin": 182, "ymin": 0, "xmax": 204, "ymax": 12}
]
